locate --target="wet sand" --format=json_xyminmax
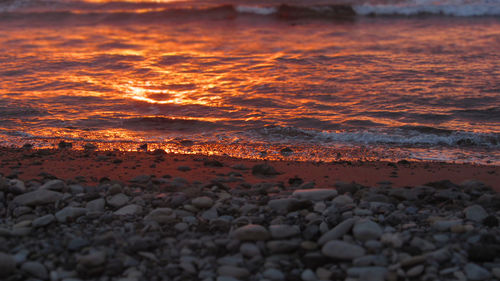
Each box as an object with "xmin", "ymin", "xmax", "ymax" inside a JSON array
[{"xmin": 0, "ymin": 147, "xmax": 498, "ymax": 190}]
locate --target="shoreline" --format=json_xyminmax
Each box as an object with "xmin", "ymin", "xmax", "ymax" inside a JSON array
[{"xmin": 0, "ymin": 147, "xmax": 498, "ymax": 191}]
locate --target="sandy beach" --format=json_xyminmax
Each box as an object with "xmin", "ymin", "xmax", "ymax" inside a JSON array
[{"xmin": 1, "ymin": 146, "xmax": 500, "ymax": 280}]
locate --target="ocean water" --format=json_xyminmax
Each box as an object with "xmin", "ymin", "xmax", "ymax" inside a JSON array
[{"xmin": 0, "ymin": 0, "xmax": 499, "ymax": 164}]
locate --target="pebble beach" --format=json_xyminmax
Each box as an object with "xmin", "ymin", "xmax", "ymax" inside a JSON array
[{"xmin": 0, "ymin": 146, "xmax": 499, "ymax": 281}]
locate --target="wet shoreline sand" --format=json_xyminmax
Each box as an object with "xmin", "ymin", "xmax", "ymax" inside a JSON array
[{"xmin": 0, "ymin": 147, "xmax": 498, "ymax": 191}]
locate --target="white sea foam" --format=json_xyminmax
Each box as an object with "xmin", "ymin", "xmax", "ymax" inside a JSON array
[
  {"xmin": 354, "ymin": 0, "xmax": 500, "ymax": 16},
  {"xmin": 235, "ymin": 5, "xmax": 277, "ymax": 15}
]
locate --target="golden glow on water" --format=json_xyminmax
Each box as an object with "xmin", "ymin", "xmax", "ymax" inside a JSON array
[{"xmin": 0, "ymin": 14, "xmax": 499, "ymax": 164}]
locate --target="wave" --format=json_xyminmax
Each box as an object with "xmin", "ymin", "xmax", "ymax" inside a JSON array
[
  {"xmin": 2, "ymin": 0, "xmax": 499, "ymax": 18},
  {"xmin": 254, "ymin": 125, "xmax": 500, "ymax": 148}
]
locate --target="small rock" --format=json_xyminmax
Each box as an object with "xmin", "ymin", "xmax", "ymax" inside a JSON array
[
  {"xmin": 21, "ymin": 261, "xmax": 48, "ymax": 280},
  {"xmin": 217, "ymin": 265, "xmax": 249, "ymax": 279},
  {"xmin": 232, "ymin": 224, "xmax": 270, "ymax": 241},
  {"xmin": 55, "ymin": 207, "xmax": 86, "ymax": 223},
  {"xmin": 432, "ymin": 219, "xmax": 462, "ymax": 231},
  {"xmin": 492, "ymin": 268, "xmax": 500, "ymax": 279},
  {"xmin": 332, "ymin": 194, "xmax": 354, "ymax": 207},
  {"xmin": 13, "ymin": 189, "xmax": 63, "ymax": 206},
  {"xmin": 86, "ymin": 198, "xmax": 105, "ymax": 213},
  {"xmin": 301, "ymin": 269, "xmax": 317, "ymax": 281},
  {"xmin": 40, "ymin": 179, "xmax": 65, "ymax": 191},
  {"xmin": 78, "ymin": 250, "xmax": 107, "ymax": 268},
  {"xmin": 268, "ymin": 198, "xmax": 299, "ymax": 213},
  {"xmin": 346, "ymin": 266, "xmax": 387, "ymax": 280},
  {"xmin": 0, "ymin": 252, "xmax": 16, "ymax": 278},
  {"xmin": 269, "ymin": 224, "xmax": 300, "ymax": 239},
  {"xmin": 263, "ymin": 268, "xmax": 285, "ymax": 280},
  {"xmin": 293, "ymin": 188, "xmax": 337, "ymax": 201},
  {"xmin": 251, "ymin": 164, "xmax": 280, "ymax": 176},
  {"xmin": 192, "ymin": 196, "xmax": 214, "ymax": 209},
  {"xmin": 174, "ymin": 222, "xmax": 189, "ymax": 232},
  {"xmin": 464, "ymin": 205, "xmax": 488, "ymax": 222},
  {"xmin": 240, "ymin": 243, "xmax": 260, "ymax": 257},
  {"xmin": 114, "ymin": 204, "xmax": 142, "ymax": 216},
  {"xmin": 406, "ymin": 265, "xmax": 424, "ymax": 277},
  {"xmin": 144, "ymin": 208, "xmax": 175, "ymax": 224},
  {"xmin": 32, "ymin": 214, "xmax": 55, "ymax": 228},
  {"xmin": 267, "ymin": 240, "xmax": 300, "ymax": 253},
  {"xmin": 107, "ymin": 193, "xmax": 129, "ymax": 208},
  {"xmin": 353, "ymin": 219, "xmax": 383, "ymax": 242},
  {"xmin": 318, "ymin": 218, "xmax": 355, "ymax": 245},
  {"xmin": 322, "ymin": 240, "xmax": 365, "ymax": 260},
  {"xmin": 464, "ymin": 263, "xmax": 492, "ymax": 281}
]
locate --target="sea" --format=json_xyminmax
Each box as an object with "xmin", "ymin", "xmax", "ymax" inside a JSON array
[{"xmin": 0, "ymin": 0, "xmax": 499, "ymax": 164}]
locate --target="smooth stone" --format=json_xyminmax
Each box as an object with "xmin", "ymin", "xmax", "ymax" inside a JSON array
[
  {"xmin": 9, "ymin": 179, "xmax": 26, "ymax": 193},
  {"xmin": 217, "ymin": 277, "xmax": 241, "ymax": 281},
  {"xmin": 13, "ymin": 189, "xmax": 63, "ymax": 206},
  {"xmin": 174, "ymin": 222, "xmax": 189, "ymax": 232},
  {"xmin": 353, "ymin": 219, "xmax": 382, "ymax": 242},
  {"xmin": 268, "ymin": 198, "xmax": 299, "ymax": 213},
  {"xmin": 410, "ymin": 237, "xmax": 436, "ymax": 252},
  {"xmin": 380, "ymin": 232, "xmax": 403, "ymax": 248},
  {"xmin": 86, "ymin": 198, "xmax": 105, "ymax": 213},
  {"xmin": 492, "ymin": 268, "xmax": 500, "ymax": 279},
  {"xmin": 301, "ymin": 269, "xmax": 317, "ymax": 281},
  {"xmin": 407, "ymin": 265, "xmax": 425, "ymax": 277},
  {"xmin": 293, "ymin": 189, "xmax": 337, "ymax": 201},
  {"xmin": 21, "ymin": 261, "xmax": 48, "ymax": 279},
  {"xmin": 192, "ymin": 196, "xmax": 214, "ymax": 209},
  {"xmin": 266, "ymin": 240, "xmax": 300, "ymax": 253},
  {"xmin": 232, "ymin": 224, "xmax": 270, "ymax": 241},
  {"xmin": 263, "ymin": 268, "xmax": 285, "ymax": 280},
  {"xmin": 55, "ymin": 207, "xmax": 86, "ymax": 223},
  {"xmin": 40, "ymin": 179, "xmax": 65, "ymax": 191},
  {"xmin": 114, "ymin": 204, "xmax": 142, "ymax": 216},
  {"xmin": 201, "ymin": 207, "xmax": 218, "ymax": 220},
  {"xmin": 347, "ymin": 266, "xmax": 387, "ymax": 280},
  {"xmin": 217, "ymin": 265, "xmax": 249, "ymax": 279},
  {"xmin": 318, "ymin": 218, "xmax": 355, "ymax": 245},
  {"xmin": 432, "ymin": 219, "xmax": 462, "ymax": 231},
  {"xmin": 464, "ymin": 263, "xmax": 492, "ymax": 281},
  {"xmin": 269, "ymin": 224, "xmax": 300, "ymax": 239},
  {"xmin": 322, "ymin": 240, "xmax": 365, "ymax": 260},
  {"xmin": 78, "ymin": 251, "xmax": 107, "ymax": 267},
  {"xmin": 240, "ymin": 243, "xmax": 260, "ymax": 257},
  {"xmin": 144, "ymin": 208, "xmax": 176, "ymax": 224},
  {"xmin": 32, "ymin": 214, "xmax": 55, "ymax": 228},
  {"xmin": 0, "ymin": 252, "xmax": 16, "ymax": 278},
  {"xmin": 67, "ymin": 238, "xmax": 90, "ymax": 251},
  {"xmin": 332, "ymin": 194, "xmax": 354, "ymax": 207},
  {"xmin": 107, "ymin": 193, "xmax": 129, "ymax": 208},
  {"xmin": 464, "ymin": 205, "xmax": 488, "ymax": 222}
]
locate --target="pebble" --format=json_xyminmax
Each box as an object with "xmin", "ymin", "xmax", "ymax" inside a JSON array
[
  {"xmin": 85, "ymin": 198, "xmax": 105, "ymax": 213},
  {"xmin": 144, "ymin": 208, "xmax": 176, "ymax": 224},
  {"xmin": 55, "ymin": 207, "xmax": 87, "ymax": 223},
  {"xmin": 174, "ymin": 222, "xmax": 189, "ymax": 232},
  {"xmin": 406, "ymin": 264, "xmax": 425, "ymax": 277},
  {"xmin": 232, "ymin": 224, "xmax": 270, "ymax": 241},
  {"xmin": 301, "ymin": 269, "xmax": 317, "ymax": 281},
  {"xmin": 262, "ymin": 268, "xmax": 285, "ymax": 280},
  {"xmin": 21, "ymin": 261, "xmax": 48, "ymax": 280},
  {"xmin": 267, "ymin": 198, "xmax": 299, "ymax": 213},
  {"xmin": 192, "ymin": 196, "xmax": 214, "ymax": 209},
  {"xmin": 464, "ymin": 263, "xmax": 492, "ymax": 281},
  {"xmin": 114, "ymin": 204, "xmax": 142, "ymax": 216},
  {"xmin": 317, "ymin": 218, "xmax": 355, "ymax": 245},
  {"xmin": 321, "ymin": 240, "xmax": 365, "ymax": 260},
  {"xmin": 346, "ymin": 266, "xmax": 387, "ymax": 280},
  {"xmin": 78, "ymin": 250, "xmax": 107, "ymax": 267},
  {"xmin": 217, "ymin": 265, "xmax": 250, "ymax": 279},
  {"xmin": 240, "ymin": 242, "xmax": 261, "ymax": 257},
  {"xmin": 353, "ymin": 219, "xmax": 383, "ymax": 242},
  {"xmin": 32, "ymin": 214, "xmax": 55, "ymax": 227},
  {"xmin": 292, "ymin": 188, "xmax": 338, "ymax": 201},
  {"xmin": 463, "ymin": 205, "xmax": 488, "ymax": 222},
  {"xmin": 40, "ymin": 179, "xmax": 66, "ymax": 191},
  {"xmin": 13, "ymin": 189, "xmax": 63, "ymax": 206},
  {"xmin": 0, "ymin": 252, "xmax": 16, "ymax": 278},
  {"xmin": 332, "ymin": 194, "xmax": 354, "ymax": 206},
  {"xmin": 269, "ymin": 224, "xmax": 300, "ymax": 239},
  {"xmin": 107, "ymin": 193, "xmax": 129, "ymax": 208},
  {"xmin": 432, "ymin": 219, "xmax": 463, "ymax": 231}
]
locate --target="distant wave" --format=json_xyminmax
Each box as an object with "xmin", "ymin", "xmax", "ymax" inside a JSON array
[{"xmin": 2, "ymin": 0, "xmax": 500, "ymax": 18}]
